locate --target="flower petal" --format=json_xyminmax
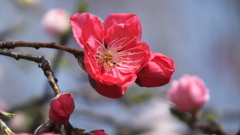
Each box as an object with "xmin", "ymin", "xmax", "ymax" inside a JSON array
[
  {"xmin": 104, "ymin": 13, "xmax": 142, "ymax": 41},
  {"xmin": 89, "ymin": 75, "xmax": 127, "ymax": 98},
  {"xmin": 70, "ymin": 13, "xmax": 104, "ymax": 49},
  {"xmin": 104, "ymin": 18, "xmax": 142, "ymax": 44}
]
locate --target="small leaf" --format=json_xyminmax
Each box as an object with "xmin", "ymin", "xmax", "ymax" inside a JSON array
[{"xmin": 0, "ymin": 111, "xmax": 16, "ymax": 119}]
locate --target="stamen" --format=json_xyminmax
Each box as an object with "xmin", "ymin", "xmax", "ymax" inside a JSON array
[
  {"xmin": 108, "ymin": 37, "xmax": 127, "ymax": 48},
  {"xmin": 93, "ymin": 35, "xmax": 145, "ymax": 76},
  {"xmin": 116, "ymin": 36, "xmax": 137, "ymax": 50}
]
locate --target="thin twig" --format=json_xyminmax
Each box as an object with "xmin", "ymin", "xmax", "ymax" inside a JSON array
[
  {"xmin": 0, "ymin": 49, "xmax": 61, "ymax": 96},
  {"xmin": 42, "ymin": 33, "xmax": 71, "ymax": 95},
  {"xmin": 0, "ymin": 41, "xmax": 83, "ymax": 57}
]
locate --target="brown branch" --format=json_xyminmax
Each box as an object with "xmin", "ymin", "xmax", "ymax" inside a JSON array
[
  {"xmin": 0, "ymin": 49, "xmax": 61, "ymax": 96},
  {"xmin": 0, "ymin": 41, "xmax": 83, "ymax": 57}
]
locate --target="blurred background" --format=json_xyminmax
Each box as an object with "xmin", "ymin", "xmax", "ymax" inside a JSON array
[{"xmin": 0, "ymin": 0, "xmax": 240, "ymax": 135}]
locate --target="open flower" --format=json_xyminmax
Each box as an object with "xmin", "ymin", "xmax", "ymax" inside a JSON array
[
  {"xmin": 136, "ymin": 52, "xmax": 175, "ymax": 87},
  {"xmin": 70, "ymin": 13, "xmax": 150, "ymax": 88},
  {"xmin": 49, "ymin": 93, "xmax": 75, "ymax": 125},
  {"xmin": 168, "ymin": 75, "xmax": 210, "ymax": 112}
]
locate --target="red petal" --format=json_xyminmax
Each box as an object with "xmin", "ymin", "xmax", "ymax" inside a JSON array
[
  {"xmin": 104, "ymin": 21, "xmax": 141, "ymax": 46},
  {"xmin": 84, "ymin": 50, "xmax": 101, "ymax": 81},
  {"xmin": 136, "ymin": 53, "xmax": 175, "ymax": 87},
  {"xmin": 89, "ymin": 76, "xmax": 127, "ymax": 98},
  {"xmin": 70, "ymin": 13, "xmax": 104, "ymax": 49},
  {"xmin": 104, "ymin": 14, "xmax": 142, "ymax": 41}
]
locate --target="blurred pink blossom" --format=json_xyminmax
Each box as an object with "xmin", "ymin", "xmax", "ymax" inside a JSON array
[
  {"xmin": 0, "ymin": 99, "xmax": 7, "ymax": 110},
  {"xmin": 42, "ymin": 8, "xmax": 70, "ymax": 36},
  {"xmin": 168, "ymin": 75, "xmax": 209, "ymax": 112},
  {"xmin": 9, "ymin": 112, "xmax": 26, "ymax": 131}
]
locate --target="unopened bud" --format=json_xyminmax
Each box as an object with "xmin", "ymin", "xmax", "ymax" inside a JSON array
[
  {"xmin": 168, "ymin": 75, "xmax": 209, "ymax": 112},
  {"xmin": 42, "ymin": 9, "xmax": 70, "ymax": 36},
  {"xmin": 49, "ymin": 93, "xmax": 75, "ymax": 125}
]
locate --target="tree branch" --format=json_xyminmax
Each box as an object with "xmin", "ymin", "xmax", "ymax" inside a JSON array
[
  {"xmin": 0, "ymin": 41, "xmax": 83, "ymax": 57},
  {"xmin": 0, "ymin": 49, "xmax": 61, "ymax": 96}
]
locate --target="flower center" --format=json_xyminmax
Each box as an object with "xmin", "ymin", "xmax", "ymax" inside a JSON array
[
  {"xmin": 99, "ymin": 50, "xmax": 115, "ymax": 67},
  {"xmin": 95, "ymin": 36, "xmax": 146, "ymax": 76}
]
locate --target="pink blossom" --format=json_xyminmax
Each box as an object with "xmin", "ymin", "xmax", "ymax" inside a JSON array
[
  {"xmin": 42, "ymin": 9, "xmax": 70, "ymax": 36},
  {"xmin": 70, "ymin": 13, "xmax": 150, "ymax": 88},
  {"xmin": 136, "ymin": 52, "xmax": 175, "ymax": 87},
  {"xmin": 168, "ymin": 75, "xmax": 209, "ymax": 112},
  {"xmin": 49, "ymin": 93, "xmax": 75, "ymax": 125}
]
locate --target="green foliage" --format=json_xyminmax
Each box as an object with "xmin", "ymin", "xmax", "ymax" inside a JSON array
[
  {"xmin": 130, "ymin": 92, "xmax": 155, "ymax": 104},
  {"xmin": 0, "ymin": 111, "xmax": 15, "ymax": 119},
  {"xmin": 77, "ymin": 1, "xmax": 88, "ymax": 13}
]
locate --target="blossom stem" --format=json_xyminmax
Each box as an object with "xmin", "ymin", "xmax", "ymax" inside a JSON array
[
  {"xmin": 64, "ymin": 122, "xmax": 73, "ymax": 135},
  {"xmin": 0, "ymin": 41, "xmax": 83, "ymax": 57},
  {"xmin": 0, "ymin": 49, "xmax": 61, "ymax": 96}
]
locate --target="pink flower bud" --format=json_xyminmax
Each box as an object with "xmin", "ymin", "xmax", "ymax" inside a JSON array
[
  {"xmin": 42, "ymin": 9, "xmax": 70, "ymax": 36},
  {"xmin": 49, "ymin": 93, "xmax": 75, "ymax": 125},
  {"xmin": 90, "ymin": 130, "xmax": 108, "ymax": 135},
  {"xmin": 168, "ymin": 75, "xmax": 210, "ymax": 112},
  {"xmin": 136, "ymin": 53, "xmax": 175, "ymax": 87}
]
